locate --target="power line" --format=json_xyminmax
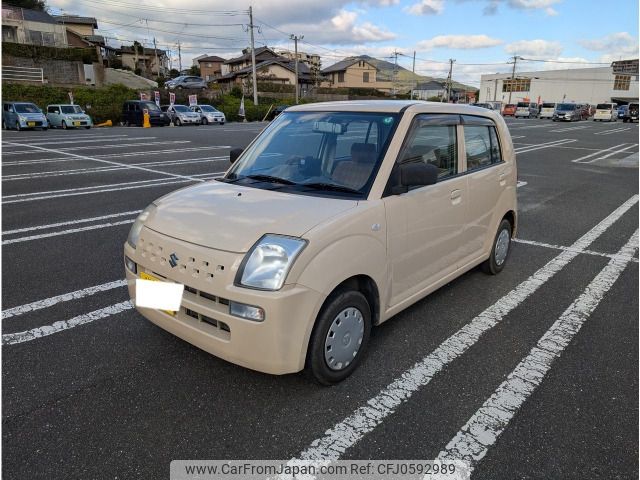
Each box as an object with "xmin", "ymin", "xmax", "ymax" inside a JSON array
[{"xmin": 77, "ymin": 0, "xmax": 247, "ymax": 15}]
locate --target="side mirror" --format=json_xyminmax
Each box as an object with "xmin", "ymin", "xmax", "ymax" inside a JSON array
[
  {"xmin": 230, "ymin": 147, "xmax": 244, "ymax": 163},
  {"xmin": 391, "ymin": 162, "xmax": 439, "ymax": 194}
]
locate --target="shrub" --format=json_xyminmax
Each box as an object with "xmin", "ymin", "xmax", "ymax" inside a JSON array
[{"xmin": 2, "ymin": 42, "xmax": 98, "ymax": 63}]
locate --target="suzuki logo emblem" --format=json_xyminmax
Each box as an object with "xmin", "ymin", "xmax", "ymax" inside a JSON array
[{"xmin": 169, "ymin": 253, "xmax": 179, "ymax": 268}]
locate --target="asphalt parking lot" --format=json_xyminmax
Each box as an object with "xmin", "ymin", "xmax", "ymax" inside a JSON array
[{"xmin": 2, "ymin": 116, "xmax": 638, "ymax": 479}]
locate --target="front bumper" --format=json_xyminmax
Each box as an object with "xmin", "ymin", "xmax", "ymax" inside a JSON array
[
  {"xmin": 123, "ymin": 234, "xmax": 325, "ymax": 375},
  {"xmin": 20, "ymin": 119, "xmax": 47, "ymax": 128},
  {"xmin": 179, "ymin": 117, "xmax": 200, "ymax": 124},
  {"xmin": 207, "ymin": 116, "xmax": 225, "ymax": 123}
]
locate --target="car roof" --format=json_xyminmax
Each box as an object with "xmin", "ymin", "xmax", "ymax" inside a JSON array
[{"xmin": 286, "ymin": 100, "xmax": 501, "ymax": 119}]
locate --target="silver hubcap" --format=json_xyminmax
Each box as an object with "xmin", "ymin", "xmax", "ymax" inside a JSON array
[
  {"xmin": 324, "ymin": 307, "xmax": 365, "ymax": 371},
  {"xmin": 495, "ymin": 228, "xmax": 510, "ymax": 266}
]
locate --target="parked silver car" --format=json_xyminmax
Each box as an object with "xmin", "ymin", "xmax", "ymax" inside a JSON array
[
  {"xmin": 2, "ymin": 102, "xmax": 48, "ymax": 130},
  {"xmin": 190, "ymin": 104, "xmax": 225, "ymax": 125},
  {"xmin": 46, "ymin": 104, "xmax": 93, "ymax": 129},
  {"xmin": 164, "ymin": 76, "xmax": 207, "ymax": 90},
  {"xmin": 160, "ymin": 104, "xmax": 201, "ymax": 125}
]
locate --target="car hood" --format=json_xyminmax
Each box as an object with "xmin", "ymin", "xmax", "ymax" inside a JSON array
[
  {"xmin": 20, "ymin": 113, "xmax": 46, "ymax": 118},
  {"xmin": 145, "ymin": 181, "xmax": 358, "ymax": 253}
]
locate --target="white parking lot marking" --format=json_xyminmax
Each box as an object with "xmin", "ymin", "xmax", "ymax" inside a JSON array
[
  {"xmin": 3, "ymin": 141, "xmax": 206, "ymax": 182},
  {"xmin": 516, "ymin": 181, "xmax": 527, "ymax": 188},
  {"xmin": 285, "ymin": 195, "xmax": 638, "ymax": 466},
  {"xmin": 3, "ymin": 156, "xmax": 228, "ymax": 181},
  {"xmin": 515, "ymin": 139, "xmax": 576, "ymax": 154},
  {"xmin": 571, "ymin": 143, "xmax": 628, "ymax": 163},
  {"xmin": 594, "ymin": 127, "xmax": 631, "ymax": 135},
  {"xmin": 2, "ymin": 172, "xmax": 224, "ymax": 204},
  {"xmin": 549, "ymin": 125, "xmax": 590, "ymax": 133},
  {"xmin": 3, "ymin": 137, "xmax": 145, "ymax": 147},
  {"xmin": 514, "ymin": 238, "xmax": 639, "ymax": 263},
  {"xmin": 1, "ymin": 134, "xmax": 130, "ymax": 143},
  {"xmin": 2, "ymin": 301, "xmax": 134, "ymax": 345},
  {"xmin": 2, "ymin": 280, "xmax": 127, "ymax": 319},
  {"xmin": 4, "ymin": 210, "xmax": 141, "ymax": 235},
  {"xmin": 3, "ymin": 140, "xmax": 190, "ymax": 155},
  {"xmin": 437, "ymin": 229, "xmax": 638, "ymax": 470},
  {"xmin": 2, "ymin": 219, "xmax": 135, "ymax": 244}
]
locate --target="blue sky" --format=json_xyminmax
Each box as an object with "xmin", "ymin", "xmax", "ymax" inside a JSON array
[{"xmin": 50, "ymin": 0, "xmax": 639, "ymax": 85}]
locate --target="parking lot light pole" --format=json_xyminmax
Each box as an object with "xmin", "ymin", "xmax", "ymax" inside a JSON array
[
  {"xmin": 507, "ymin": 55, "xmax": 522, "ymax": 105},
  {"xmin": 290, "ymin": 34, "xmax": 303, "ymax": 104}
]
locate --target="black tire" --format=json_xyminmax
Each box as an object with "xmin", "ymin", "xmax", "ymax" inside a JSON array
[
  {"xmin": 175, "ymin": 118, "xmax": 182, "ymax": 126},
  {"xmin": 62, "ymin": 121, "xmax": 68, "ymax": 130},
  {"xmin": 201, "ymin": 117, "xmax": 208, "ymax": 125},
  {"xmin": 220, "ymin": 122, "xmax": 224, "ymax": 125},
  {"xmin": 481, "ymin": 218, "xmax": 512, "ymax": 275},
  {"xmin": 85, "ymin": 126, "xmax": 91, "ymax": 129},
  {"xmin": 306, "ymin": 289, "xmax": 371, "ymax": 385},
  {"xmin": 41, "ymin": 127, "xmax": 48, "ymax": 131},
  {"xmin": 201, "ymin": 87, "xmax": 206, "ymax": 91},
  {"xmin": 15, "ymin": 121, "xmax": 21, "ymax": 131},
  {"xmin": 177, "ymin": 86, "xmax": 183, "ymax": 90},
  {"xmin": 2, "ymin": 119, "xmax": 6, "ymax": 129}
]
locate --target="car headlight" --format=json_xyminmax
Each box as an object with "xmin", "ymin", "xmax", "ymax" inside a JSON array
[
  {"xmin": 236, "ymin": 235, "xmax": 307, "ymax": 290},
  {"xmin": 127, "ymin": 204, "xmax": 156, "ymax": 249},
  {"xmin": 19, "ymin": 116, "xmax": 26, "ymax": 122}
]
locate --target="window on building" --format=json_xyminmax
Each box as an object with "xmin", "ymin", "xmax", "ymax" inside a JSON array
[
  {"xmin": 614, "ymin": 74, "xmax": 631, "ymax": 91},
  {"xmin": 206, "ymin": 63, "xmax": 212, "ymax": 67},
  {"xmin": 502, "ymin": 78, "xmax": 531, "ymax": 92},
  {"xmin": 363, "ymin": 72, "xmax": 369, "ymax": 83},
  {"xmin": 338, "ymin": 72, "xmax": 345, "ymax": 83},
  {"xmin": 2, "ymin": 25, "xmax": 17, "ymax": 42}
]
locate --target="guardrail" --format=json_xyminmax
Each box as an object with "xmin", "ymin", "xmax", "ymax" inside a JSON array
[{"xmin": 3, "ymin": 65, "xmax": 44, "ymax": 83}]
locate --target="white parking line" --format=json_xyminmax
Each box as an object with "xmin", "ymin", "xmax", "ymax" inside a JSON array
[
  {"xmin": 596, "ymin": 127, "xmax": 632, "ymax": 135},
  {"xmin": 1, "ymin": 172, "xmax": 224, "ymax": 204},
  {"xmin": 437, "ymin": 229, "xmax": 639, "ymax": 470},
  {"xmin": 2, "ymin": 134, "xmax": 130, "ymax": 143},
  {"xmin": 3, "ymin": 141, "xmax": 206, "ymax": 182},
  {"xmin": 3, "ymin": 140, "xmax": 189, "ymax": 155},
  {"xmin": 4, "ymin": 210, "xmax": 141, "ymax": 235},
  {"xmin": 571, "ymin": 143, "xmax": 628, "ymax": 163},
  {"xmin": 582, "ymin": 144, "xmax": 639, "ymax": 164},
  {"xmin": 516, "ymin": 181, "xmax": 527, "ymax": 188},
  {"xmin": 284, "ymin": 195, "xmax": 638, "ymax": 467},
  {"xmin": 3, "ymin": 156, "xmax": 228, "ymax": 181},
  {"xmin": 2, "ymin": 146, "xmax": 230, "ymax": 166},
  {"xmin": 549, "ymin": 125, "xmax": 590, "ymax": 133},
  {"xmin": 514, "ymin": 238, "xmax": 639, "ymax": 263},
  {"xmin": 515, "ymin": 139, "xmax": 577, "ymax": 154},
  {"xmin": 3, "ymin": 219, "xmax": 136, "ymax": 244},
  {"xmin": 2, "ymin": 301, "xmax": 134, "ymax": 345},
  {"xmin": 3, "ymin": 136, "xmax": 143, "ymax": 147},
  {"xmin": 2, "ymin": 280, "xmax": 127, "ymax": 319}
]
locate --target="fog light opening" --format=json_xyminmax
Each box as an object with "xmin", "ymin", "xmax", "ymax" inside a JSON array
[{"xmin": 229, "ymin": 301, "xmax": 265, "ymax": 322}]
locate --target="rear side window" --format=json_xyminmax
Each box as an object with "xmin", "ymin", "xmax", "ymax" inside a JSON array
[
  {"xmin": 399, "ymin": 119, "xmax": 458, "ymax": 180},
  {"xmin": 465, "ymin": 126, "xmax": 502, "ymax": 170}
]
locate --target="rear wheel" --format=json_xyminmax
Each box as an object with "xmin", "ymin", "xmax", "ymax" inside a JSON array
[
  {"xmin": 481, "ymin": 218, "xmax": 512, "ymax": 275},
  {"xmin": 202, "ymin": 117, "xmax": 208, "ymax": 125},
  {"xmin": 307, "ymin": 290, "xmax": 371, "ymax": 385},
  {"xmin": 2, "ymin": 119, "xmax": 6, "ymax": 129}
]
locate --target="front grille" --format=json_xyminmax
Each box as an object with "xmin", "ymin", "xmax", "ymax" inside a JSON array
[{"xmin": 183, "ymin": 307, "xmax": 230, "ymax": 337}]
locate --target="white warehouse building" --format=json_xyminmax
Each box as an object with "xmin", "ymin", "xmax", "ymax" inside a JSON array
[{"xmin": 479, "ymin": 59, "xmax": 639, "ymax": 106}]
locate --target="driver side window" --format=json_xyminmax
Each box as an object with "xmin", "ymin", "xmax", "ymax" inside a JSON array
[{"xmin": 398, "ymin": 119, "xmax": 458, "ymax": 181}]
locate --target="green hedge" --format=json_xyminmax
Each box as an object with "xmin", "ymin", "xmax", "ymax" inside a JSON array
[{"xmin": 3, "ymin": 42, "xmax": 98, "ymax": 63}]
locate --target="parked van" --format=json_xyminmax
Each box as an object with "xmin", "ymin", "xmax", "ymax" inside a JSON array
[
  {"xmin": 514, "ymin": 102, "xmax": 539, "ymax": 118},
  {"xmin": 623, "ymin": 102, "xmax": 638, "ymax": 123},
  {"xmin": 122, "ymin": 100, "xmax": 170, "ymax": 127},
  {"xmin": 539, "ymin": 102, "xmax": 556, "ymax": 119},
  {"xmin": 2, "ymin": 102, "xmax": 48, "ymax": 130},
  {"xmin": 124, "ymin": 101, "xmax": 517, "ymax": 384},
  {"xmin": 593, "ymin": 103, "xmax": 618, "ymax": 122},
  {"xmin": 46, "ymin": 104, "xmax": 93, "ymax": 129}
]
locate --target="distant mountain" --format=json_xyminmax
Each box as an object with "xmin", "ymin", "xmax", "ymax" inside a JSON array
[{"xmin": 350, "ymin": 55, "xmax": 476, "ymax": 93}]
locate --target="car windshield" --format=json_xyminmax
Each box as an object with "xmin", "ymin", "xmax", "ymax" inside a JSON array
[
  {"xmin": 596, "ymin": 104, "xmax": 612, "ymax": 110},
  {"xmin": 141, "ymin": 102, "xmax": 160, "ymax": 111},
  {"xmin": 61, "ymin": 105, "xmax": 83, "ymax": 114},
  {"xmin": 542, "ymin": 103, "xmax": 555, "ymax": 108},
  {"xmin": 224, "ymin": 111, "xmax": 399, "ymax": 197},
  {"xmin": 173, "ymin": 105, "xmax": 190, "ymax": 112},
  {"xmin": 15, "ymin": 103, "xmax": 41, "ymax": 113},
  {"xmin": 556, "ymin": 104, "xmax": 575, "ymax": 111},
  {"xmin": 505, "ymin": 104, "xmax": 515, "ymax": 109},
  {"xmin": 516, "ymin": 102, "xmax": 529, "ymax": 108},
  {"xmin": 200, "ymin": 105, "xmax": 218, "ymax": 112}
]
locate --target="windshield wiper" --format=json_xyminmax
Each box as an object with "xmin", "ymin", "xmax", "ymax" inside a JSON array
[
  {"xmin": 299, "ymin": 182, "xmax": 361, "ymax": 194},
  {"xmin": 245, "ymin": 174, "xmax": 296, "ymax": 185}
]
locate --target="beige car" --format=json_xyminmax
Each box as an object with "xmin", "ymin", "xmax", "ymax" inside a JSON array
[{"xmin": 124, "ymin": 101, "xmax": 517, "ymax": 384}]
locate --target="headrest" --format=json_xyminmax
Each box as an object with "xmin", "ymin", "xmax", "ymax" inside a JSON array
[{"xmin": 351, "ymin": 143, "xmax": 377, "ymax": 155}]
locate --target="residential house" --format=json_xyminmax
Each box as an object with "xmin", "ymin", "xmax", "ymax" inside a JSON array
[
  {"xmin": 413, "ymin": 80, "xmax": 447, "ymax": 100},
  {"xmin": 118, "ymin": 45, "xmax": 168, "ymax": 77},
  {"xmin": 321, "ymin": 57, "xmax": 392, "ymax": 92},
  {"xmin": 277, "ymin": 49, "xmax": 321, "ymax": 80},
  {"xmin": 221, "ymin": 46, "xmax": 281, "ymax": 75},
  {"xmin": 197, "ymin": 55, "xmax": 226, "ymax": 81},
  {"xmin": 2, "ymin": 4, "xmax": 67, "ymax": 47},
  {"xmin": 54, "ymin": 15, "xmax": 97, "ymax": 37}
]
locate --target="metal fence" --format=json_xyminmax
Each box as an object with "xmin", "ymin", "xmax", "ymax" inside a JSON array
[{"xmin": 3, "ymin": 65, "xmax": 44, "ymax": 83}]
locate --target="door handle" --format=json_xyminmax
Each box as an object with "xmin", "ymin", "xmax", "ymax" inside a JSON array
[
  {"xmin": 499, "ymin": 172, "xmax": 507, "ymax": 185},
  {"xmin": 450, "ymin": 189, "xmax": 462, "ymax": 204}
]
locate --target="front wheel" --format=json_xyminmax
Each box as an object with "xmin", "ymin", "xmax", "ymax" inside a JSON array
[
  {"xmin": 175, "ymin": 118, "xmax": 182, "ymax": 126},
  {"xmin": 62, "ymin": 121, "xmax": 68, "ymax": 130},
  {"xmin": 481, "ymin": 218, "xmax": 512, "ymax": 275},
  {"xmin": 15, "ymin": 121, "xmax": 21, "ymax": 131},
  {"xmin": 201, "ymin": 117, "xmax": 208, "ymax": 125},
  {"xmin": 306, "ymin": 290, "xmax": 371, "ymax": 385}
]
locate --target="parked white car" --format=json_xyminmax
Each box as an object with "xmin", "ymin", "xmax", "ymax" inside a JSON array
[
  {"xmin": 593, "ymin": 103, "xmax": 618, "ymax": 122},
  {"xmin": 46, "ymin": 104, "xmax": 93, "ymax": 129},
  {"xmin": 190, "ymin": 104, "xmax": 225, "ymax": 125}
]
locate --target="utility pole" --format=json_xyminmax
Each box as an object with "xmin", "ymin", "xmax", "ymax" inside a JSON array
[
  {"xmin": 507, "ymin": 55, "xmax": 521, "ymax": 105},
  {"xmin": 392, "ymin": 49, "xmax": 399, "ymax": 97},
  {"xmin": 153, "ymin": 37, "xmax": 160, "ymax": 77},
  {"xmin": 412, "ymin": 50, "xmax": 416, "ymax": 73},
  {"xmin": 248, "ymin": 6, "xmax": 259, "ymax": 105},
  {"xmin": 178, "ymin": 41, "xmax": 182, "ymax": 72},
  {"xmin": 290, "ymin": 34, "xmax": 304, "ymax": 104},
  {"xmin": 443, "ymin": 58, "xmax": 455, "ymax": 103}
]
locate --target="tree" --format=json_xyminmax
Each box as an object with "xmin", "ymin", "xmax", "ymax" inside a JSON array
[
  {"xmin": 6, "ymin": 0, "xmax": 47, "ymax": 11},
  {"xmin": 188, "ymin": 65, "xmax": 200, "ymax": 76}
]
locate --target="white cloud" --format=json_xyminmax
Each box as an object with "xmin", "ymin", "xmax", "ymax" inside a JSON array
[
  {"xmin": 580, "ymin": 32, "xmax": 639, "ymax": 60},
  {"xmin": 417, "ymin": 34, "xmax": 503, "ymax": 50},
  {"xmin": 504, "ymin": 39, "xmax": 563, "ymax": 57},
  {"xmin": 466, "ymin": 0, "xmax": 562, "ymax": 15},
  {"xmin": 404, "ymin": 0, "xmax": 444, "ymax": 15}
]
